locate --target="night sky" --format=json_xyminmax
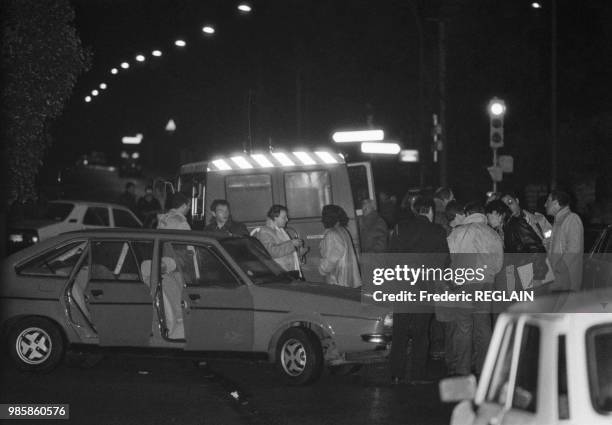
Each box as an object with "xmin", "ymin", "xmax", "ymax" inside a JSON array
[{"xmin": 50, "ymin": 0, "xmax": 612, "ymax": 199}]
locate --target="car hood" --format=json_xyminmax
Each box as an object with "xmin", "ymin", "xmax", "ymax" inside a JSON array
[{"xmin": 259, "ymin": 281, "xmax": 361, "ymax": 302}]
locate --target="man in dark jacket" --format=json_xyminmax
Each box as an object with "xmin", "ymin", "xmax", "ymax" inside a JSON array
[
  {"xmin": 203, "ymin": 199, "xmax": 249, "ymax": 236},
  {"xmin": 358, "ymin": 199, "xmax": 388, "ymax": 252},
  {"xmin": 388, "ymin": 196, "xmax": 449, "ymax": 384}
]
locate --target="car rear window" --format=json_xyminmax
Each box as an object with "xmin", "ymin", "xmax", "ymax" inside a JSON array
[
  {"xmin": 43, "ymin": 203, "xmax": 75, "ymax": 221},
  {"xmin": 587, "ymin": 324, "xmax": 612, "ymax": 413},
  {"xmin": 17, "ymin": 241, "xmax": 87, "ymax": 277}
]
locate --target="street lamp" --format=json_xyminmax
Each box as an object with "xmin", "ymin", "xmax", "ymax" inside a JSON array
[
  {"xmin": 174, "ymin": 39, "xmax": 186, "ymax": 47},
  {"xmin": 92, "ymin": 89, "xmax": 99, "ymax": 96},
  {"xmin": 135, "ymin": 54, "xmax": 146, "ymax": 62},
  {"xmin": 202, "ymin": 25, "xmax": 215, "ymax": 35},
  {"xmin": 120, "ymin": 62, "xmax": 129, "ymax": 69},
  {"xmin": 361, "ymin": 142, "xmax": 401, "ymax": 155},
  {"xmin": 531, "ymin": 2, "xmax": 542, "ymax": 9},
  {"xmin": 332, "ymin": 129, "xmax": 385, "ymax": 143},
  {"xmin": 237, "ymin": 3, "xmax": 252, "ymax": 13},
  {"xmin": 152, "ymin": 50, "xmax": 162, "ymax": 57},
  {"xmin": 84, "ymin": 96, "xmax": 91, "ymax": 102},
  {"xmin": 99, "ymin": 83, "xmax": 107, "ymax": 90},
  {"xmin": 110, "ymin": 68, "xmax": 118, "ymax": 75}
]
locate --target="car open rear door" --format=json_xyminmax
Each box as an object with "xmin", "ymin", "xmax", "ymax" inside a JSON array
[
  {"xmin": 161, "ymin": 242, "xmax": 254, "ymax": 352},
  {"xmin": 85, "ymin": 240, "xmax": 153, "ymax": 346}
]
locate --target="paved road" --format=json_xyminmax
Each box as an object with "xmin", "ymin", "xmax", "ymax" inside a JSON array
[
  {"xmin": 205, "ymin": 359, "xmax": 454, "ymax": 425},
  {"xmin": 1, "ymin": 352, "xmax": 454, "ymax": 425},
  {"xmin": 0, "ymin": 355, "xmax": 247, "ymax": 425}
]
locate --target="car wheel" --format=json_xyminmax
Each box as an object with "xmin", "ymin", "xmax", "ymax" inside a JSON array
[
  {"xmin": 8, "ymin": 317, "xmax": 65, "ymax": 373},
  {"xmin": 276, "ymin": 327, "xmax": 323, "ymax": 385}
]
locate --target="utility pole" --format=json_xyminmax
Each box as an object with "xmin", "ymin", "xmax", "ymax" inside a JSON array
[
  {"xmin": 438, "ymin": 20, "xmax": 448, "ymax": 187},
  {"xmin": 550, "ymin": 0, "xmax": 557, "ymax": 189}
]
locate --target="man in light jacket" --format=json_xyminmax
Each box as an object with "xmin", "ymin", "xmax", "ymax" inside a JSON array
[
  {"xmin": 157, "ymin": 193, "xmax": 191, "ymax": 230},
  {"xmin": 545, "ymin": 190, "xmax": 584, "ymax": 292},
  {"xmin": 446, "ymin": 202, "xmax": 504, "ymax": 376},
  {"xmin": 256, "ymin": 205, "xmax": 304, "ymax": 278},
  {"xmin": 319, "ymin": 205, "xmax": 361, "ymax": 287}
]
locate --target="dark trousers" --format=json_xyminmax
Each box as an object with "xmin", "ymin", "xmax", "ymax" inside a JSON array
[{"xmin": 390, "ymin": 313, "xmax": 432, "ymax": 380}]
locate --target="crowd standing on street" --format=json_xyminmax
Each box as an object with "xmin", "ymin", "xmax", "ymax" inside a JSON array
[{"xmin": 114, "ymin": 181, "xmax": 585, "ymax": 384}]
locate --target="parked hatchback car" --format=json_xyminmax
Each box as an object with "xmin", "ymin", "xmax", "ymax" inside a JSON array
[
  {"xmin": 0, "ymin": 229, "xmax": 392, "ymax": 385},
  {"xmin": 440, "ymin": 289, "xmax": 612, "ymax": 424},
  {"xmin": 8, "ymin": 200, "xmax": 142, "ymax": 253}
]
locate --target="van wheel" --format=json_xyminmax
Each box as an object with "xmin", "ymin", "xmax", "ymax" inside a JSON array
[
  {"xmin": 276, "ymin": 328, "xmax": 323, "ymax": 385},
  {"xmin": 8, "ymin": 317, "xmax": 64, "ymax": 373}
]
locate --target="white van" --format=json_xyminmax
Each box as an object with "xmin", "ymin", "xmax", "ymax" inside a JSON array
[{"xmin": 177, "ymin": 150, "xmax": 375, "ymax": 282}]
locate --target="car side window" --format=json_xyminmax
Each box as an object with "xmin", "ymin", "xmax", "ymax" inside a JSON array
[
  {"xmin": 17, "ymin": 241, "xmax": 87, "ymax": 277},
  {"xmin": 90, "ymin": 241, "xmax": 141, "ymax": 282},
  {"xmin": 164, "ymin": 242, "xmax": 239, "ymax": 288},
  {"xmin": 486, "ymin": 321, "xmax": 516, "ymax": 404},
  {"xmin": 84, "ymin": 207, "xmax": 110, "ymax": 226},
  {"xmin": 113, "ymin": 209, "xmax": 141, "ymax": 228},
  {"xmin": 512, "ymin": 324, "xmax": 540, "ymax": 413}
]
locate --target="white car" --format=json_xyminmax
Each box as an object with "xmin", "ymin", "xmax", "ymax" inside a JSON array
[
  {"xmin": 8, "ymin": 200, "xmax": 142, "ymax": 253},
  {"xmin": 440, "ymin": 289, "xmax": 612, "ymax": 425}
]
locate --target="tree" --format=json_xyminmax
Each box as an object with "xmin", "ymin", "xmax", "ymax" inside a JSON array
[{"xmin": 1, "ymin": 0, "xmax": 90, "ymax": 203}]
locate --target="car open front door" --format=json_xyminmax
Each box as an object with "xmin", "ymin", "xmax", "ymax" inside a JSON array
[
  {"xmin": 84, "ymin": 240, "xmax": 153, "ymax": 346},
  {"xmin": 161, "ymin": 242, "xmax": 254, "ymax": 352}
]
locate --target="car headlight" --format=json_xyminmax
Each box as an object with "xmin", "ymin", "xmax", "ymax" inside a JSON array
[{"xmin": 383, "ymin": 313, "xmax": 393, "ymax": 328}]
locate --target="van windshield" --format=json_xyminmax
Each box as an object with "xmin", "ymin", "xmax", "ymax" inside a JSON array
[{"xmin": 221, "ymin": 238, "xmax": 293, "ymax": 285}]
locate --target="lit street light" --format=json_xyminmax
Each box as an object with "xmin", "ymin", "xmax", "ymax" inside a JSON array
[
  {"xmin": 152, "ymin": 50, "xmax": 162, "ymax": 57},
  {"xmin": 110, "ymin": 68, "xmax": 118, "ymax": 75},
  {"xmin": 85, "ymin": 96, "xmax": 91, "ymax": 102},
  {"xmin": 531, "ymin": 2, "xmax": 542, "ymax": 9},
  {"xmin": 237, "ymin": 3, "xmax": 252, "ymax": 13},
  {"xmin": 174, "ymin": 39, "xmax": 186, "ymax": 47},
  {"xmin": 361, "ymin": 142, "xmax": 401, "ymax": 155},
  {"xmin": 135, "ymin": 54, "xmax": 146, "ymax": 62},
  {"xmin": 202, "ymin": 25, "xmax": 215, "ymax": 35},
  {"xmin": 120, "ymin": 62, "xmax": 129, "ymax": 69},
  {"xmin": 488, "ymin": 98, "xmax": 506, "ymax": 117},
  {"xmin": 92, "ymin": 89, "xmax": 99, "ymax": 96},
  {"xmin": 99, "ymin": 83, "xmax": 107, "ymax": 89},
  {"xmin": 332, "ymin": 129, "xmax": 385, "ymax": 143}
]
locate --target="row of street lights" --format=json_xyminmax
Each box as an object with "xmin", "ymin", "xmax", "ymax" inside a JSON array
[{"xmin": 83, "ymin": 2, "xmax": 253, "ymax": 103}]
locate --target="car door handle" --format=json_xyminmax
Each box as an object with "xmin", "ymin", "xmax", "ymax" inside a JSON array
[
  {"xmin": 91, "ymin": 289, "xmax": 104, "ymax": 298},
  {"xmin": 188, "ymin": 293, "xmax": 200, "ymax": 301},
  {"xmin": 68, "ymin": 218, "xmax": 78, "ymax": 223}
]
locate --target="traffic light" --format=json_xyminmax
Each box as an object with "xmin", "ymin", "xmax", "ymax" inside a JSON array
[{"xmin": 488, "ymin": 97, "xmax": 506, "ymax": 149}]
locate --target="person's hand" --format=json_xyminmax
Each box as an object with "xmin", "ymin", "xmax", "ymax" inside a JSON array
[{"xmin": 291, "ymin": 238, "xmax": 303, "ymax": 248}]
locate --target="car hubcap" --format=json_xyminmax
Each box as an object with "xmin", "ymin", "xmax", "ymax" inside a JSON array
[
  {"xmin": 16, "ymin": 327, "xmax": 52, "ymax": 365},
  {"xmin": 281, "ymin": 338, "xmax": 307, "ymax": 376}
]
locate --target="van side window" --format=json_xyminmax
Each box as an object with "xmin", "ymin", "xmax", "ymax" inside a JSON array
[
  {"xmin": 284, "ymin": 171, "xmax": 332, "ymax": 218},
  {"xmin": 226, "ymin": 174, "xmax": 272, "ymax": 222}
]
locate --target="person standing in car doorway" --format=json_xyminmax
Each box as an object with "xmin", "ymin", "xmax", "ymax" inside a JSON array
[
  {"xmin": 204, "ymin": 199, "xmax": 249, "ymax": 236},
  {"xmin": 318, "ymin": 204, "xmax": 361, "ymax": 287}
]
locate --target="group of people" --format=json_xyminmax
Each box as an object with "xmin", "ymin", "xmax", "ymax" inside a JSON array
[
  {"xmin": 117, "ymin": 182, "xmax": 162, "ymax": 228},
  {"xmin": 358, "ymin": 186, "xmax": 584, "ymax": 384}
]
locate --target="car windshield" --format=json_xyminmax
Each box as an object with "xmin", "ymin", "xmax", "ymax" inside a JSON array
[
  {"xmin": 43, "ymin": 202, "xmax": 75, "ymax": 221},
  {"xmin": 220, "ymin": 237, "xmax": 293, "ymax": 285},
  {"xmin": 587, "ymin": 324, "xmax": 612, "ymax": 413}
]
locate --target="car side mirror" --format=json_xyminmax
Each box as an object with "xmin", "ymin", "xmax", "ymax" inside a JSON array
[{"xmin": 439, "ymin": 375, "xmax": 477, "ymax": 403}]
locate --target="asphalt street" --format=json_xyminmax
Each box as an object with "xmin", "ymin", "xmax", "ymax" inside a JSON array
[{"xmin": 1, "ymin": 351, "xmax": 454, "ymax": 425}]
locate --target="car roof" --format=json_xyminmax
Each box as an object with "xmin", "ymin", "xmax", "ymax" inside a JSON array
[
  {"xmin": 50, "ymin": 200, "xmax": 132, "ymax": 210},
  {"xmin": 508, "ymin": 288, "xmax": 612, "ymax": 314}
]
